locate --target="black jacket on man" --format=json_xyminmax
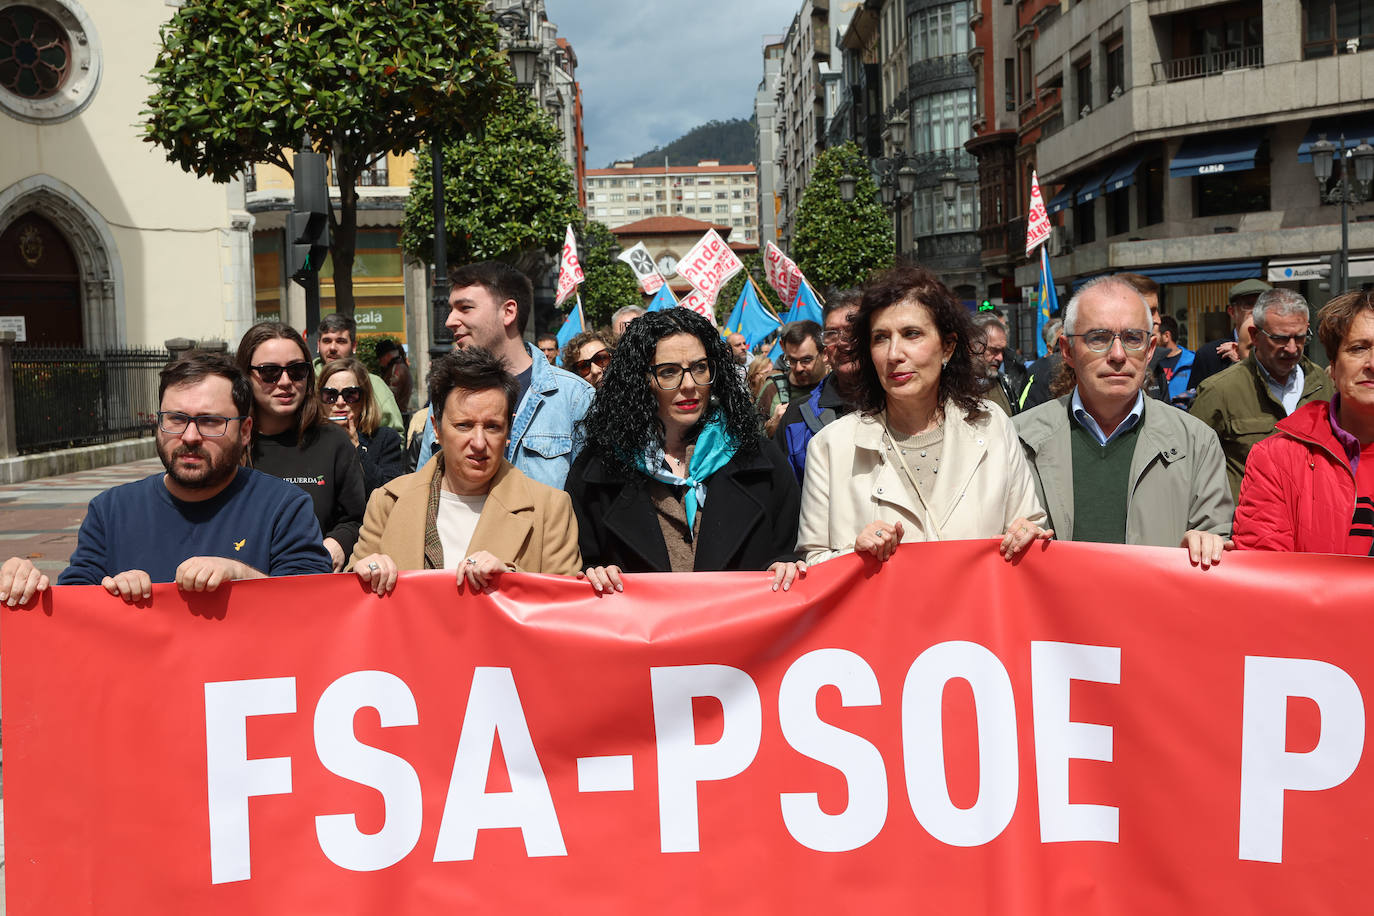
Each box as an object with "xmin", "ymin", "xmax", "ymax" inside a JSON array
[{"xmin": 564, "ymin": 436, "xmax": 801, "ymax": 573}]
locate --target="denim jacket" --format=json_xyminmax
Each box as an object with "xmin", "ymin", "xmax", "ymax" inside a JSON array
[{"xmin": 418, "ymin": 342, "xmax": 593, "ymax": 490}]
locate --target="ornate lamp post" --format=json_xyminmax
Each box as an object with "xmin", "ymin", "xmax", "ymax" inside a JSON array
[{"xmin": 1310, "ymin": 134, "xmax": 1374, "ymax": 293}]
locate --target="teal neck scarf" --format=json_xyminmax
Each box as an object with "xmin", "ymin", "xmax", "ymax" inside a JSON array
[{"xmin": 638, "ymin": 414, "xmax": 737, "ymax": 530}]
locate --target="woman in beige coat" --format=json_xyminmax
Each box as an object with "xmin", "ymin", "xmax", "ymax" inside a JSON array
[
  {"xmin": 797, "ymin": 266, "xmax": 1048, "ymax": 566},
  {"xmin": 349, "ymin": 348, "xmax": 581, "ymax": 593}
]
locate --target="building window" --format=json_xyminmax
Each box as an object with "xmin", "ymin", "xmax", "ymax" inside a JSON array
[
  {"xmin": 913, "ymin": 184, "xmax": 979, "ymax": 235},
  {"xmin": 1138, "ymin": 158, "xmax": 1164, "ymax": 226},
  {"xmin": 610, "ymin": 193, "xmax": 624, "ymax": 202},
  {"xmin": 1073, "ymin": 200, "xmax": 1096, "ymax": 245},
  {"xmin": 1105, "ymin": 186, "xmax": 1131, "ymax": 235},
  {"xmin": 0, "ymin": 5, "xmax": 69, "ymax": 98},
  {"xmin": 911, "ymin": 89, "xmax": 974, "ymax": 154},
  {"xmin": 909, "ymin": 2, "xmax": 970, "ymax": 62},
  {"xmin": 1304, "ymin": 0, "xmax": 1374, "ymax": 57},
  {"xmin": 1018, "ymin": 45, "xmax": 1033, "ymax": 104},
  {"xmin": 1196, "ymin": 145, "xmax": 1270, "ymax": 216},
  {"xmin": 1075, "ymin": 56, "xmax": 1093, "ymax": 114},
  {"xmin": 1004, "ymin": 58, "xmax": 1015, "ymax": 111},
  {"xmin": 1105, "ymin": 39, "xmax": 1124, "ymax": 99}
]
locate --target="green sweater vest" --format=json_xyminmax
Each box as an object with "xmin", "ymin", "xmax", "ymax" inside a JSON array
[{"xmin": 1069, "ymin": 415, "xmax": 1141, "ymax": 544}]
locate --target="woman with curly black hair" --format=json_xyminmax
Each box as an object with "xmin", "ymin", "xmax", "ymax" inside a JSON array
[
  {"xmin": 566, "ymin": 308, "xmax": 804, "ymax": 593},
  {"xmin": 796, "ymin": 265, "xmax": 1047, "ymax": 566}
]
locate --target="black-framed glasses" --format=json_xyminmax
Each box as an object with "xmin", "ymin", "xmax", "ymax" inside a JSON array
[
  {"xmin": 250, "ymin": 361, "xmax": 311, "ymax": 383},
  {"xmin": 1069, "ymin": 328, "xmax": 1150, "ymax": 352},
  {"xmin": 157, "ymin": 411, "xmax": 247, "ymax": 437},
  {"xmin": 320, "ymin": 386, "xmax": 363, "ymax": 405},
  {"xmin": 1258, "ymin": 328, "xmax": 1310, "ymax": 347},
  {"xmin": 572, "ymin": 349, "xmax": 612, "ymax": 377},
  {"xmin": 651, "ymin": 359, "xmax": 713, "ymax": 390}
]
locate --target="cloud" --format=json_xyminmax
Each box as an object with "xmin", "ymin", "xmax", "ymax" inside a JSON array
[{"xmin": 549, "ymin": 0, "xmax": 802, "ymax": 167}]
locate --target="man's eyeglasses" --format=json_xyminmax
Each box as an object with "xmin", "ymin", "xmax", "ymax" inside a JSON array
[
  {"xmin": 781, "ymin": 353, "xmax": 818, "ymax": 370},
  {"xmin": 1258, "ymin": 328, "xmax": 1310, "ymax": 347},
  {"xmin": 251, "ymin": 362, "xmax": 311, "ymax": 384},
  {"xmin": 572, "ymin": 349, "xmax": 612, "ymax": 377},
  {"xmin": 1069, "ymin": 329, "xmax": 1150, "ymax": 352},
  {"xmin": 651, "ymin": 359, "xmax": 713, "ymax": 390},
  {"xmin": 821, "ymin": 329, "xmax": 851, "ymax": 345},
  {"xmin": 157, "ymin": 411, "xmax": 247, "ymax": 437},
  {"xmin": 320, "ymin": 386, "xmax": 363, "ymax": 405}
]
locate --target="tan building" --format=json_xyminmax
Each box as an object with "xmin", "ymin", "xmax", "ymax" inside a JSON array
[
  {"xmin": 0, "ymin": 0, "xmax": 253, "ymax": 349},
  {"xmin": 585, "ymin": 161, "xmax": 760, "ymax": 246},
  {"xmin": 608, "ymin": 215, "xmax": 755, "ymax": 295}
]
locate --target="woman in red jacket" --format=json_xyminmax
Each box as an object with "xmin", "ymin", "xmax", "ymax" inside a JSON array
[{"xmin": 1233, "ymin": 290, "xmax": 1374, "ymax": 554}]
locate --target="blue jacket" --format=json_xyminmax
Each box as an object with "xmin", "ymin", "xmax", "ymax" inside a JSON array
[
  {"xmin": 418, "ymin": 342, "xmax": 593, "ymax": 490},
  {"xmin": 777, "ymin": 375, "xmax": 852, "ymax": 484}
]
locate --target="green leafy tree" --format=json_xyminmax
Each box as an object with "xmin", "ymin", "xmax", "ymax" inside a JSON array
[
  {"xmin": 718, "ymin": 252, "xmax": 784, "ymax": 324},
  {"xmin": 576, "ymin": 221, "xmax": 642, "ymax": 330},
  {"xmin": 791, "ymin": 142, "xmax": 893, "ymax": 291},
  {"xmin": 142, "ymin": 0, "xmax": 509, "ymax": 317},
  {"xmin": 402, "ymin": 88, "xmax": 582, "ymax": 279}
]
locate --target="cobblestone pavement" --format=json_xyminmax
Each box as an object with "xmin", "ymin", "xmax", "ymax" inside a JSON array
[{"xmin": 0, "ymin": 457, "xmax": 163, "ymax": 913}]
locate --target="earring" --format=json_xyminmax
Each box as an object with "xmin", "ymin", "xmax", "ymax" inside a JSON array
[{"xmin": 941, "ymin": 359, "xmax": 949, "ymax": 370}]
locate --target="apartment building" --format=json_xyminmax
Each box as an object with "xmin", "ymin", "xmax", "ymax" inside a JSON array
[{"xmin": 584, "ymin": 161, "xmax": 760, "ymax": 246}]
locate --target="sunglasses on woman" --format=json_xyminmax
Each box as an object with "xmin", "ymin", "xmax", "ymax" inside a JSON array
[
  {"xmin": 250, "ymin": 361, "xmax": 312, "ymax": 383},
  {"xmin": 320, "ymin": 386, "xmax": 363, "ymax": 405},
  {"xmin": 572, "ymin": 349, "xmax": 612, "ymax": 377}
]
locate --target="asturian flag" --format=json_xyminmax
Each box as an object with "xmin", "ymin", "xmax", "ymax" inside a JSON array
[
  {"xmin": 1025, "ymin": 170, "xmax": 1052, "ymax": 257},
  {"xmin": 554, "ymin": 225, "xmax": 585, "ymax": 308},
  {"xmin": 645, "ymin": 284, "xmax": 678, "ymax": 313},
  {"xmin": 1035, "ymin": 245, "xmax": 1060, "ymax": 358},
  {"xmin": 617, "ymin": 241, "xmax": 665, "ymax": 295},
  {"xmin": 767, "ymin": 280, "xmax": 825, "ymax": 361},
  {"xmin": 763, "ymin": 241, "xmax": 803, "ymax": 306},
  {"xmin": 555, "ymin": 295, "xmax": 585, "ymax": 356},
  {"xmin": 721, "ymin": 282, "xmax": 782, "ymax": 351}
]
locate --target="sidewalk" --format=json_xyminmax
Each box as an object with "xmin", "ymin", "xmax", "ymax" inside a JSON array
[
  {"xmin": 0, "ymin": 456, "xmax": 161, "ymax": 914},
  {"xmin": 0, "ymin": 457, "xmax": 163, "ymax": 579}
]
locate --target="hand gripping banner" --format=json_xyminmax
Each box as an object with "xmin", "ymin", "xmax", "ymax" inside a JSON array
[{"xmin": 5, "ymin": 541, "xmax": 1374, "ymax": 913}]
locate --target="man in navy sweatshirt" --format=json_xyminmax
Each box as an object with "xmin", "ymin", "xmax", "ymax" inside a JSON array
[{"xmin": 0, "ymin": 351, "xmax": 331, "ymax": 606}]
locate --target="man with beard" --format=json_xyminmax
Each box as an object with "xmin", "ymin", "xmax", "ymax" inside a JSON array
[
  {"xmin": 971, "ymin": 312, "xmax": 1019, "ymax": 415},
  {"xmin": 0, "ymin": 352, "xmax": 331, "ymax": 607}
]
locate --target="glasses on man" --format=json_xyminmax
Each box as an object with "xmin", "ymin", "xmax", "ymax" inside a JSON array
[
  {"xmin": 821, "ymin": 329, "xmax": 851, "ymax": 345},
  {"xmin": 572, "ymin": 349, "xmax": 612, "ymax": 377},
  {"xmin": 250, "ymin": 362, "xmax": 312, "ymax": 383},
  {"xmin": 1258, "ymin": 328, "xmax": 1310, "ymax": 347},
  {"xmin": 157, "ymin": 411, "xmax": 247, "ymax": 437},
  {"xmin": 320, "ymin": 386, "xmax": 363, "ymax": 405},
  {"xmin": 651, "ymin": 359, "xmax": 713, "ymax": 390},
  {"xmin": 1070, "ymin": 329, "xmax": 1150, "ymax": 352}
]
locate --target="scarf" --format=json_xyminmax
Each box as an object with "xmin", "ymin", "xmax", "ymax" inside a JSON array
[{"xmin": 637, "ymin": 415, "xmax": 737, "ymax": 531}]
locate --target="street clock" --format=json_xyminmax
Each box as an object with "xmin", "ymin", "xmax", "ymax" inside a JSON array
[{"xmin": 656, "ymin": 254, "xmax": 679, "ymax": 277}]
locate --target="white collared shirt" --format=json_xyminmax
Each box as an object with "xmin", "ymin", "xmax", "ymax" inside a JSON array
[
  {"xmin": 1070, "ymin": 388, "xmax": 1145, "ymax": 446},
  {"xmin": 1256, "ymin": 360, "xmax": 1305, "ymax": 416}
]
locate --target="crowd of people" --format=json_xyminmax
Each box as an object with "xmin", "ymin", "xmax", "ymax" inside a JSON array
[{"xmin": 3, "ymin": 260, "xmax": 1372, "ymax": 608}]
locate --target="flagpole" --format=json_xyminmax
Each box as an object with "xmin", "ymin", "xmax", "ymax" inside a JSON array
[{"xmin": 747, "ymin": 274, "xmax": 783, "ymax": 321}]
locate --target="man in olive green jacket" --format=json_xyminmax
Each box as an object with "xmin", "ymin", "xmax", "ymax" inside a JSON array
[
  {"xmin": 1014, "ymin": 275, "xmax": 1233, "ymax": 564},
  {"xmin": 1188, "ymin": 288, "xmax": 1333, "ymax": 500}
]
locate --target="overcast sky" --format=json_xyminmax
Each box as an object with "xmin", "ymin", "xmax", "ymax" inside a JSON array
[{"xmin": 549, "ymin": 0, "xmax": 805, "ymax": 167}]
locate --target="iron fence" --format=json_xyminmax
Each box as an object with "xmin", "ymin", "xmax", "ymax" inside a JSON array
[{"xmin": 12, "ymin": 346, "xmax": 169, "ymax": 454}]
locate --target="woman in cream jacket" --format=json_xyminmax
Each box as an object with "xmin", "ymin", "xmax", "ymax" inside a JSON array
[{"xmin": 797, "ymin": 266, "xmax": 1047, "ymax": 566}]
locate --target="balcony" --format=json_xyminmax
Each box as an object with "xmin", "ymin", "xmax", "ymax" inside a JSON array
[
  {"xmin": 1151, "ymin": 45, "xmax": 1264, "ymax": 84},
  {"xmin": 909, "ymin": 54, "xmax": 973, "ymax": 90}
]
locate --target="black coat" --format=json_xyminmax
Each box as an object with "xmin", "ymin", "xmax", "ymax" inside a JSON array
[{"xmin": 565, "ymin": 436, "xmax": 802, "ymax": 573}]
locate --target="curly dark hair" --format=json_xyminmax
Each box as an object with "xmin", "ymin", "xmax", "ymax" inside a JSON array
[
  {"xmin": 560, "ymin": 329, "xmax": 613, "ymax": 377},
  {"xmin": 843, "ymin": 265, "xmax": 985, "ymax": 419},
  {"xmin": 579, "ymin": 308, "xmax": 762, "ymax": 480}
]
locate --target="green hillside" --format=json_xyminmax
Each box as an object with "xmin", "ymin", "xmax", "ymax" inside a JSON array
[{"xmin": 626, "ymin": 117, "xmax": 756, "ymax": 168}]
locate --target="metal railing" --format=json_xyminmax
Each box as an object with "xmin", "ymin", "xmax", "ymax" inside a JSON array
[
  {"xmin": 1152, "ymin": 45, "xmax": 1263, "ymax": 83},
  {"xmin": 11, "ymin": 346, "xmax": 168, "ymax": 454}
]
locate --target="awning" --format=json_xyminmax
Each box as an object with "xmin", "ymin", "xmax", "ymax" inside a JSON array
[
  {"xmin": 1102, "ymin": 150, "xmax": 1147, "ymax": 194},
  {"xmin": 1137, "ymin": 260, "xmax": 1263, "ymax": 284},
  {"xmin": 1169, "ymin": 131, "xmax": 1263, "ymax": 178},
  {"xmin": 1075, "ymin": 170, "xmax": 1108, "ymax": 205},
  {"xmin": 1046, "ymin": 185, "xmax": 1076, "ymax": 215},
  {"xmin": 1297, "ymin": 114, "xmax": 1374, "ymax": 161}
]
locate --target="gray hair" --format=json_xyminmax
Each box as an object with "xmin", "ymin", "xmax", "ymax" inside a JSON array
[
  {"xmin": 1252, "ymin": 288, "xmax": 1308, "ymax": 331},
  {"xmin": 1042, "ymin": 317, "xmax": 1064, "ymax": 348},
  {"xmin": 971, "ymin": 312, "xmax": 1007, "ymax": 334},
  {"xmin": 1062, "ymin": 275, "xmax": 1151, "ymax": 336},
  {"xmin": 611, "ymin": 305, "xmax": 645, "ymax": 325}
]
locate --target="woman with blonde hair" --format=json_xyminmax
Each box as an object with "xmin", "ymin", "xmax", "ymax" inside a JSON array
[{"xmin": 319, "ymin": 356, "xmax": 408, "ymax": 498}]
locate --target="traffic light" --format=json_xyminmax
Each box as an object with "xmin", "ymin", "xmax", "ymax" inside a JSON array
[
  {"xmin": 288, "ymin": 150, "xmax": 330, "ymax": 285},
  {"xmin": 978, "ymin": 299, "xmax": 995, "ymax": 311}
]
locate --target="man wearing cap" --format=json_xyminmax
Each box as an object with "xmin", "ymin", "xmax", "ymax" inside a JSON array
[
  {"xmin": 1187, "ymin": 279, "xmax": 1270, "ymax": 391},
  {"xmin": 1189, "ymin": 287, "xmax": 1333, "ymax": 499}
]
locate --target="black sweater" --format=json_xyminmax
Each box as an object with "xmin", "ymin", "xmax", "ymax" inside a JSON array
[{"xmin": 251, "ymin": 422, "xmax": 366, "ymax": 558}]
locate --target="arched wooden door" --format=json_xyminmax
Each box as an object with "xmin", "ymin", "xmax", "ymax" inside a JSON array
[{"xmin": 0, "ymin": 213, "xmax": 82, "ymax": 346}]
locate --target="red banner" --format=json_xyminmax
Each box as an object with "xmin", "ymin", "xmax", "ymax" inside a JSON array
[{"xmin": 5, "ymin": 541, "xmax": 1374, "ymax": 913}]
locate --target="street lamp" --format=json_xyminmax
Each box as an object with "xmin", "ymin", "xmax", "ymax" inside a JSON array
[
  {"xmin": 881, "ymin": 179, "xmax": 897, "ymax": 207},
  {"xmin": 940, "ymin": 171, "xmax": 959, "ymax": 205},
  {"xmin": 837, "ymin": 172, "xmax": 857, "ymax": 203},
  {"xmin": 897, "ymin": 163, "xmax": 918, "ymax": 197},
  {"xmin": 1310, "ymin": 134, "xmax": 1374, "ymax": 293},
  {"xmin": 506, "ymin": 40, "xmax": 540, "ymax": 89}
]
